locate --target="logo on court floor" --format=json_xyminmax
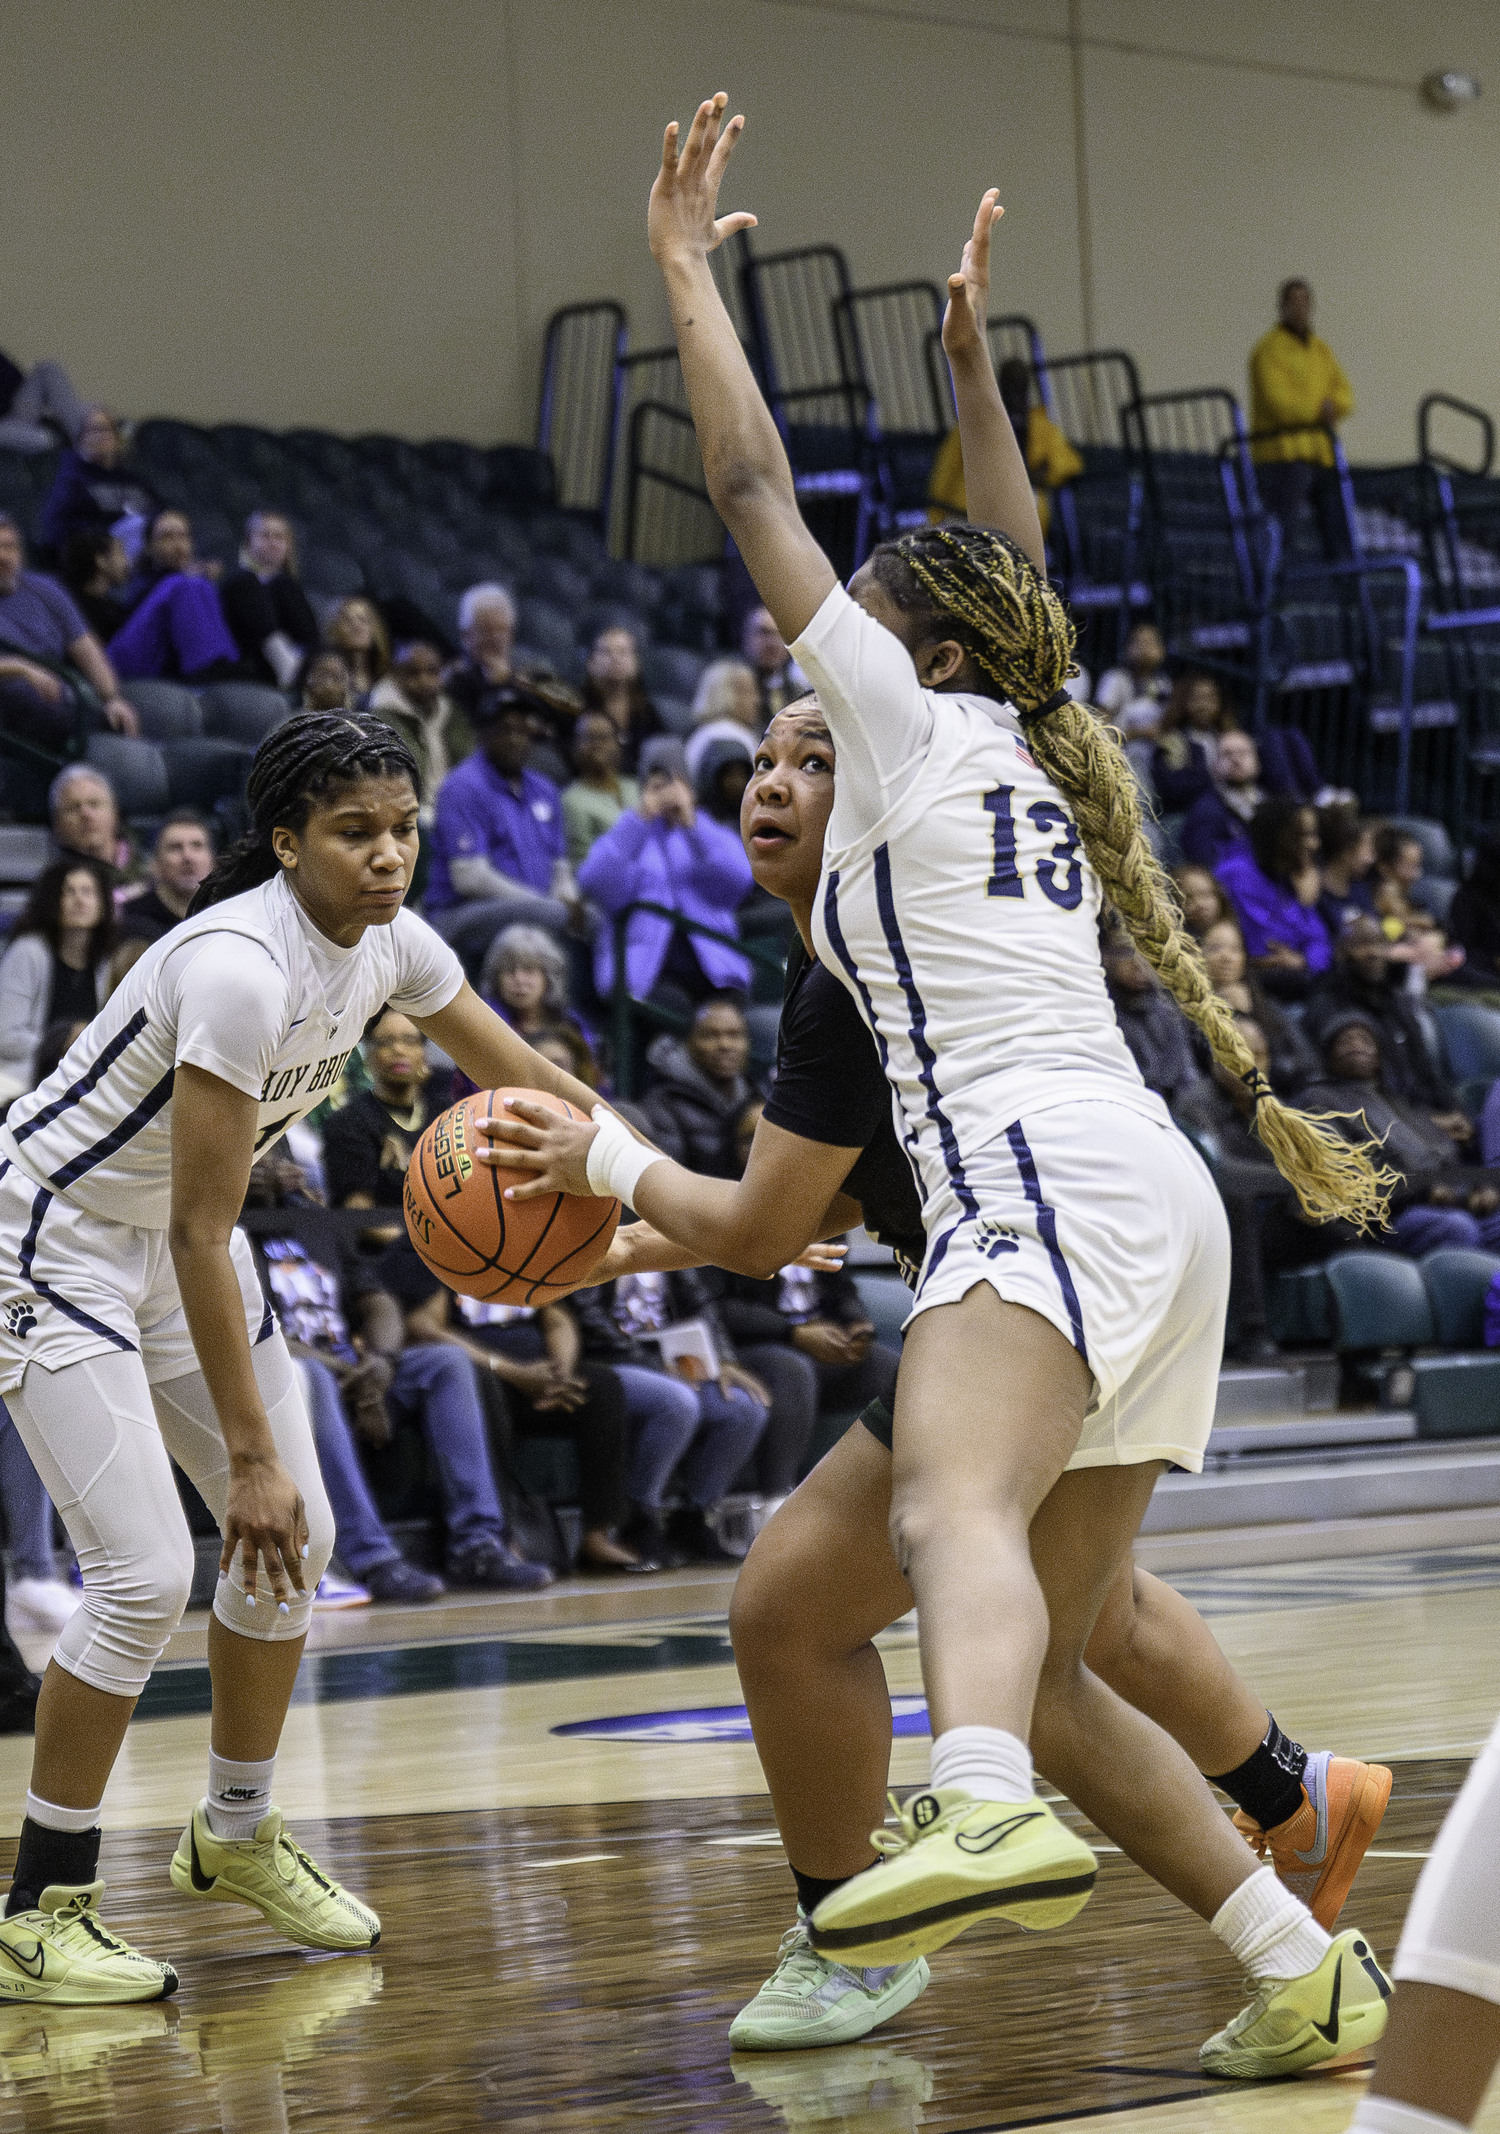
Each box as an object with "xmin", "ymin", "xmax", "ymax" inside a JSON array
[
  {"xmin": 2, "ymin": 1301, "xmax": 36, "ymax": 1339},
  {"xmin": 552, "ymin": 1696, "xmax": 931, "ymax": 1743}
]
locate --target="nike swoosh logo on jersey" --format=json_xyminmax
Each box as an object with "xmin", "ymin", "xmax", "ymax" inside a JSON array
[
  {"xmin": 0, "ymin": 1935, "xmax": 46, "ymax": 1978},
  {"xmin": 953, "ymin": 1811, "xmax": 1045, "ymax": 1854},
  {"xmin": 1311, "ymin": 1957, "xmax": 1342, "ymax": 2043}
]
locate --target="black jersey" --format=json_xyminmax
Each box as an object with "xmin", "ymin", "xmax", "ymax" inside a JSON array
[{"xmin": 761, "ymin": 938, "xmax": 926, "ymax": 1276}]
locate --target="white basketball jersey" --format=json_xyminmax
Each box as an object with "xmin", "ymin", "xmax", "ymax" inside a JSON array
[
  {"xmin": 1, "ymin": 872, "xmax": 463, "ymax": 1227},
  {"xmin": 795, "ymin": 585, "xmax": 1166, "ymax": 1216}
]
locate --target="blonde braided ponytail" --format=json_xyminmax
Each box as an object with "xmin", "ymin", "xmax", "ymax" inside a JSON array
[{"xmin": 872, "ymin": 524, "xmax": 1393, "ymax": 1228}]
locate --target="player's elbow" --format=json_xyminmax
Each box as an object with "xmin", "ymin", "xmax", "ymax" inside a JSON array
[{"xmin": 168, "ymin": 1212, "xmax": 236, "ymax": 1267}]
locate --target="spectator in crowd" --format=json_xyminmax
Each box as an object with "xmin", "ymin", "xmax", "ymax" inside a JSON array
[
  {"xmin": 33, "ymin": 406, "xmax": 160, "ymax": 559},
  {"xmin": 1297, "ymin": 1014, "xmax": 1500, "ymax": 1255},
  {"xmin": 562, "ymin": 709, "xmax": 639, "ymax": 866},
  {"xmin": 704, "ymin": 1096, "xmax": 902, "ymax": 1495},
  {"xmin": 253, "ymin": 1216, "xmax": 552, "ymax": 1591},
  {"xmin": 1315, "ymin": 801, "xmax": 1378, "ymax": 937},
  {"xmin": 300, "ymin": 648, "xmax": 356, "ymax": 712},
  {"xmin": 1449, "ymin": 829, "xmax": 1500, "ymax": 989},
  {"xmin": 0, "ymin": 352, "xmax": 86, "ymax": 454},
  {"xmin": 111, "ymin": 810, "xmax": 216, "ymax": 985},
  {"xmin": 425, "ymin": 696, "xmax": 582, "ymax": 974},
  {"xmin": 107, "ymin": 509, "xmax": 240, "ymax": 682},
  {"xmin": 0, "ymin": 1407, "xmax": 79, "ymax": 1639},
  {"xmin": 367, "ymin": 639, "xmax": 472, "ymax": 815},
  {"xmin": 579, "ymin": 738, "xmax": 752, "ymax": 1016},
  {"xmin": 1198, "ymin": 915, "xmax": 1318, "ymax": 1095},
  {"xmin": 0, "ymin": 857, "xmax": 115, "ymax": 1096},
  {"xmin": 1304, "ymin": 915, "xmax": 1467, "ymax": 1136},
  {"xmin": 1172, "ymin": 863, "xmax": 1231, "ymax": 940},
  {"xmin": 1151, "ymin": 672, "xmax": 1236, "ymax": 811},
  {"xmin": 642, "ymin": 997, "xmax": 758, "ymax": 1178},
  {"xmin": 572, "ymin": 1272, "xmax": 769, "ymax": 1564},
  {"xmin": 741, "ymin": 606, "xmax": 806, "ymax": 722},
  {"xmin": 480, "ymin": 925, "xmax": 581, "ymax": 1051},
  {"xmin": 684, "ymin": 657, "xmax": 763, "ymax": 780},
  {"xmin": 218, "ymin": 510, "xmax": 320, "ymax": 688},
  {"xmin": 385, "ymin": 1244, "xmax": 649, "ymax": 1573},
  {"xmin": 696, "ymin": 737, "xmax": 753, "ymax": 828},
  {"xmin": 447, "ymin": 581, "xmax": 579, "ymax": 777},
  {"xmin": 292, "ymin": 1352, "xmax": 446, "ymax": 1604},
  {"xmin": 0, "ymin": 516, "xmax": 140, "ymax": 767},
  {"xmin": 1249, "ymin": 277, "xmax": 1354, "ymax": 558},
  {"xmin": 322, "ymin": 1007, "xmax": 452, "ymax": 1218},
  {"xmin": 530, "ymin": 1023, "xmax": 600, "ymax": 1090},
  {"xmin": 1181, "ymin": 729, "xmax": 1263, "ymax": 869},
  {"xmin": 1371, "ymin": 824, "xmax": 1432, "ymax": 933},
  {"xmin": 927, "ymin": 358, "xmax": 1082, "ymax": 537},
  {"xmin": 1102, "ymin": 926, "xmax": 1208, "ymax": 1111},
  {"xmin": 1095, "ymin": 624, "xmax": 1170, "ymax": 731},
  {"xmin": 1176, "ymin": 1016, "xmax": 1297, "ymax": 1365},
  {"xmin": 59, "ymin": 527, "xmax": 132, "ymax": 643},
  {"xmin": 579, "ymin": 624, "xmax": 662, "ymax": 772},
  {"xmin": 1216, "ymin": 796, "xmax": 1333, "ymax": 994},
  {"xmin": 325, "ymin": 596, "xmax": 390, "ymax": 699},
  {"xmin": 48, "ymin": 763, "xmax": 131, "ymax": 871}
]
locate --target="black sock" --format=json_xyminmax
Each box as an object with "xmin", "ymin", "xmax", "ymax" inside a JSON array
[
  {"xmin": 5, "ymin": 1817, "xmax": 102, "ymax": 1916},
  {"xmin": 790, "ymin": 1864, "xmax": 852, "ymax": 1917},
  {"xmin": 1208, "ymin": 1716, "xmax": 1309, "ymax": 1831}
]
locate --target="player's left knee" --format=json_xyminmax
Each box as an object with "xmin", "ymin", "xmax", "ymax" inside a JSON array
[{"xmin": 301, "ymin": 1475, "xmax": 336, "ymax": 1591}]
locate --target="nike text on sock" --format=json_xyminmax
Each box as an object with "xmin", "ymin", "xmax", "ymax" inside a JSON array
[
  {"xmin": 1211, "ymin": 1865, "xmax": 1332, "ymax": 1981},
  {"xmin": 929, "ymin": 1725, "xmax": 1035, "ymax": 1803},
  {"xmin": 6, "ymin": 1813, "xmax": 102, "ymax": 1916},
  {"xmin": 205, "ymin": 1750, "xmax": 276, "ymax": 1841},
  {"xmin": 1208, "ymin": 1713, "xmax": 1309, "ymax": 1830},
  {"xmin": 1349, "ymin": 2099, "xmax": 1468, "ymax": 2134}
]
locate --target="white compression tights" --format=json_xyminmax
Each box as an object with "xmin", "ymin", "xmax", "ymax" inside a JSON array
[
  {"xmin": 1393, "ymin": 1709, "xmax": 1500, "ymax": 2007},
  {"xmin": 5, "ymin": 1335, "xmax": 334, "ymax": 1698}
]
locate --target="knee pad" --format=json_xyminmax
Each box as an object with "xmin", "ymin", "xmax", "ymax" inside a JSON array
[{"xmin": 55, "ymin": 1530, "xmax": 197, "ymax": 1698}]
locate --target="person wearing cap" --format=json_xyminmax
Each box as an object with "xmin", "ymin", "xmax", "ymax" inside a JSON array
[
  {"xmin": 423, "ymin": 693, "xmax": 584, "ymax": 974},
  {"xmin": 577, "ymin": 737, "xmax": 753, "ymax": 1018}
]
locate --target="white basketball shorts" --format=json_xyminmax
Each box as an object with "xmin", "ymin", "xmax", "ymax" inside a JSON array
[
  {"xmin": 0, "ymin": 1158, "xmax": 270, "ymax": 1395},
  {"xmin": 905, "ymin": 1100, "xmax": 1230, "ymax": 1473}
]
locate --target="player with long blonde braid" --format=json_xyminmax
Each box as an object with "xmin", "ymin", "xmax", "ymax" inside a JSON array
[{"xmin": 622, "ymin": 93, "xmax": 1396, "ymax": 2078}]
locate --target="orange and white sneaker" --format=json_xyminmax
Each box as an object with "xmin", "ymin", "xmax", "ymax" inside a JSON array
[{"xmin": 1233, "ymin": 1751, "xmax": 1392, "ymax": 1930}]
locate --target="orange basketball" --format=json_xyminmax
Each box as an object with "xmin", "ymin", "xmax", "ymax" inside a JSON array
[{"xmin": 403, "ymin": 1087, "xmax": 620, "ymax": 1305}]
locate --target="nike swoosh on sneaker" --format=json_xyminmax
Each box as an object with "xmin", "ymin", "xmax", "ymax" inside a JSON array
[
  {"xmin": 1293, "ymin": 1758, "xmax": 1330, "ymax": 1869},
  {"xmin": 0, "ymin": 1936, "xmax": 45, "ymax": 1979},
  {"xmin": 1311, "ymin": 1956, "xmax": 1343, "ymax": 2043},
  {"xmin": 953, "ymin": 1811, "xmax": 1045, "ymax": 1855},
  {"xmin": 189, "ymin": 1825, "xmax": 216, "ymax": 1894}
]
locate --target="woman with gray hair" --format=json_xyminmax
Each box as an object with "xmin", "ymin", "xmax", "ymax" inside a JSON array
[
  {"xmin": 685, "ymin": 655, "xmax": 762, "ymax": 780},
  {"xmin": 480, "ymin": 923, "xmax": 573, "ymax": 1040}
]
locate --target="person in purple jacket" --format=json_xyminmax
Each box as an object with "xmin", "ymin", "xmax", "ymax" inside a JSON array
[
  {"xmin": 578, "ymin": 737, "xmax": 752, "ymax": 1016},
  {"xmin": 1215, "ymin": 796, "xmax": 1333, "ymax": 1000}
]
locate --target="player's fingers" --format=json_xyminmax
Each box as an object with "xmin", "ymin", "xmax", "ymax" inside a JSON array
[
  {"xmin": 681, "ymin": 97, "xmax": 714, "ymax": 170},
  {"xmin": 239, "ymin": 1533, "xmax": 259, "ymax": 1606},
  {"xmin": 478, "ymin": 1116, "xmax": 545, "ymax": 1147},
  {"xmin": 503, "ymin": 1174, "xmax": 561, "ymax": 1201},
  {"xmin": 660, "ymin": 119, "xmax": 679, "ymax": 179},
  {"xmin": 714, "ymin": 213, "xmax": 759, "ymax": 243},
  {"xmin": 479, "ymin": 1143, "xmax": 548, "ymax": 1170},
  {"xmin": 705, "ymin": 109, "xmax": 745, "ymax": 186}
]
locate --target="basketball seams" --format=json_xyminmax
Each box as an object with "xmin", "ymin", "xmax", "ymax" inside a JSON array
[{"xmin": 412, "ymin": 1122, "xmax": 491, "ymax": 1275}]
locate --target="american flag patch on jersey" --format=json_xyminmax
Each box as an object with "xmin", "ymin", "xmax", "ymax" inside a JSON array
[{"xmin": 1015, "ymin": 743, "xmax": 1037, "ymax": 768}]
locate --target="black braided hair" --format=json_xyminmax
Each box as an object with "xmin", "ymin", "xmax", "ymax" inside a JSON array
[{"xmin": 189, "ymin": 711, "xmax": 421, "ymax": 913}]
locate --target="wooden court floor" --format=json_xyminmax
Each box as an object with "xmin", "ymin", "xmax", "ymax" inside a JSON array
[{"xmin": 1, "ymin": 1546, "xmax": 1498, "ymax": 2133}]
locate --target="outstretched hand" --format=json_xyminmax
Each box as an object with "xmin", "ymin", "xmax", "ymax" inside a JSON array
[
  {"xmin": 941, "ymin": 188, "xmax": 1004, "ymax": 365},
  {"xmin": 648, "ymin": 92, "xmax": 759, "ymax": 267},
  {"xmin": 478, "ymin": 1097, "xmax": 601, "ymax": 1202}
]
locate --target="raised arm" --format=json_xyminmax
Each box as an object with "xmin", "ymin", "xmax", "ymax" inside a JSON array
[
  {"xmin": 941, "ymin": 191, "xmax": 1046, "ymax": 571},
  {"xmin": 650, "ymin": 95, "xmax": 837, "ymax": 643}
]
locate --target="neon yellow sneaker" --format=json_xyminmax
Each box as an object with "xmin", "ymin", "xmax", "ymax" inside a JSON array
[
  {"xmin": 0, "ymin": 1884, "xmax": 177, "ymax": 2004},
  {"xmin": 728, "ymin": 1916, "xmax": 930, "ymax": 2050},
  {"xmin": 808, "ymin": 1789, "xmax": 1097, "ymax": 1966},
  {"xmin": 1201, "ymin": 1929, "xmax": 1392, "ymax": 2078},
  {"xmin": 169, "ymin": 1802, "xmax": 380, "ymax": 1951}
]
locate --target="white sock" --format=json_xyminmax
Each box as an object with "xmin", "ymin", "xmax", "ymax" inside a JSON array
[
  {"xmin": 1349, "ymin": 2100, "xmax": 1468, "ymax": 2134},
  {"xmin": 25, "ymin": 1791, "xmax": 101, "ymax": 1834},
  {"xmin": 205, "ymin": 1751, "xmax": 276, "ymax": 1840},
  {"xmin": 930, "ymin": 1725, "xmax": 1034, "ymax": 1802},
  {"xmin": 1211, "ymin": 1865, "xmax": 1331, "ymax": 1981}
]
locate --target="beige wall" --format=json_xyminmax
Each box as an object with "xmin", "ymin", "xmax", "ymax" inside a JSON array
[{"xmin": 1, "ymin": 0, "xmax": 1496, "ymax": 461}]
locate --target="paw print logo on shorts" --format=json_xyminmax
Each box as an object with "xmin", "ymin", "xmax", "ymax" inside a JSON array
[{"xmin": 3, "ymin": 1301, "xmax": 37, "ymax": 1339}]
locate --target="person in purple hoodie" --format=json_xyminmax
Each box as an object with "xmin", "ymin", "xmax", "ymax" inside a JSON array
[
  {"xmin": 578, "ymin": 737, "xmax": 752, "ymax": 1016},
  {"xmin": 1215, "ymin": 796, "xmax": 1333, "ymax": 1000}
]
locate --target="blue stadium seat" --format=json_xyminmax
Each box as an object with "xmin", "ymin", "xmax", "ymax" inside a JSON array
[
  {"xmin": 1322, "ymin": 1251, "xmax": 1434, "ymax": 1351},
  {"xmin": 86, "ymin": 733, "xmax": 170, "ymax": 820},
  {"xmin": 1418, "ymin": 1248, "xmax": 1500, "ymax": 1348},
  {"xmin": 1432, "ymin": 1001, "xmax": 1500, "ymax": 1085},
  {"xmin": 161, "ymin": 739, "xmax": 255, "ymax": 810},
  {"xmin": 120, "ymin": 679, "xmax": 203, "ymax": 741},
  {"xmin": 198, "ymin": 682, "xmax": 290, "ymax": 747},
  {"xmin": 642, "ymin": 647, "xmax": 709, "ymax": 701}
]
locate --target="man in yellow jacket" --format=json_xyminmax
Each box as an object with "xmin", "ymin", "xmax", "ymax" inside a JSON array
[{"xmin": 1249, "ymin": 278, "xmax": 1354, "ymax": 557}]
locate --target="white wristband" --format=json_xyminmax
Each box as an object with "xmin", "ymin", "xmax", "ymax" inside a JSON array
[{"xmin": 585, "ymin": 1106, "xmax": 666, "ymax": 1213}]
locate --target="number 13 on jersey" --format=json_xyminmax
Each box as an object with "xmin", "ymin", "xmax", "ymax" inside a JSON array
[{"xmin": 983, "ymin": 785, "xmax": 1084, "ymax": 910}]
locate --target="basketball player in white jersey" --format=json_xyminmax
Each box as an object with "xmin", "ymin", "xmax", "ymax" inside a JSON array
[
  {"xmin": 0, "ymin": 711, "xmax": 622, "ymax": 2005},
  {"xmin": 634, "ymin": 96, "xmax": 1392, "ymax": 2072}
]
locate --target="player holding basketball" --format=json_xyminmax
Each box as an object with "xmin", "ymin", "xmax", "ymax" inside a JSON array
[
  {"xmin": 0, "ymin": 711, "xmax": 622, "ymax": 2004},
  {"xmin": 599, "ymin": 96, "xmax": 1392, "ymax": 2073}
]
